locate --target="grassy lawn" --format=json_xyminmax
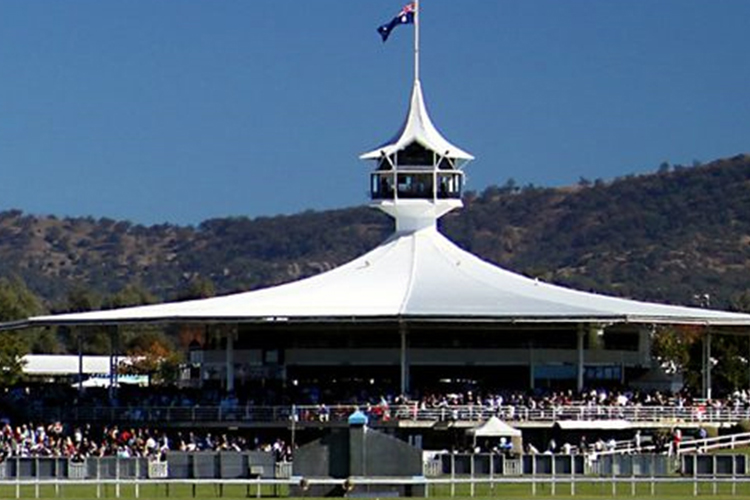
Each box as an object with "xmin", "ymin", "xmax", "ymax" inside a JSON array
[{"xmin": 2, "ymin": 479, "xmax": 750, "ymax": 500}]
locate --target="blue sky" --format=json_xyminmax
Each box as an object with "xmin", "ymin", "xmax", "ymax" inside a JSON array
[{"xmin": 2, "ymin": 1, "xmax": 749, "ymax": 226}]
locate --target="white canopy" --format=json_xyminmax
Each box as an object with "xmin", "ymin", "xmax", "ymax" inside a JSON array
[
  {"xmin": 466, "ymin": 416, "xmax": 522, "ymax": 438},
  {"xmin": 555, "ymin": 420, "xmax": 632, "ymax": 430},
  {"xmin": 22, "ymin": 355, "xmax": 112, "ymax": 376},
  {"xmin": 360, "ymin": 80, "xmax": 474, "ymax": 161},
  {"xmin": 18, "ymin": 226, "xmax": 750, "ymax": 327}
]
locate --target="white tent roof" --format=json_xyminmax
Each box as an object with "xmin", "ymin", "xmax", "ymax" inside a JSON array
[
  {"xmin": 360, "ymin": 80, "xmax": 474, "ymax": 161},
  {"xmin": 555, "ymin": 419, "xmax": 632, "ymax": 430},
  {"xmin": 20, "ymin": 226, "xmax": 750, "ymax": 327},
  {"xmin": 22, "ymin": 355, "xmax": 112, "ymax": 376},
  {"xmin": 466, "ymin": 416, "xmax": 522, "ymax": 437}
]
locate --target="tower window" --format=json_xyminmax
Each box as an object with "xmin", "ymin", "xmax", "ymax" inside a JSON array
[
  {"xmin": 397, "ymin": 173, "xmax": 433, "ymax": 199},
  {"xmin": 437, "ymin": 173, "xmax": 463, "ymax": 199},
  {"xmin": 371, "ymin": 173, "xmax": 395, "ymax": 199},
  {"xmin": 397, "ymin": 142, "xmax": 433, "ymax": 167}
]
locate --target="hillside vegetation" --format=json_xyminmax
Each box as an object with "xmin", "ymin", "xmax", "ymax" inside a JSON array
[{"xmin": 2, "ymin": 154, "xmax": 750, "ymax": 312}]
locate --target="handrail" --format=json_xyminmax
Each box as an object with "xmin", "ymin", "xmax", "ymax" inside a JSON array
[{"xmin": 24, "ymin": 403, "xmax": 750, "ymax": 426}]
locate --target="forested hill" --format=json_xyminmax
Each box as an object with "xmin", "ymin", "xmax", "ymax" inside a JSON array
[{"xmin": 3, "ymin": 154, "xmax": 750, "ymax": 312}]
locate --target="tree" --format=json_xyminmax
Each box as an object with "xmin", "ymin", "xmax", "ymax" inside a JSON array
[
  {"xmin": 120, "ymin": 331, "xmax": 182, "ymax": 386},
  {"xmin": 102, "ymin": 283, "xmax": 155, "ymax": 310},
  {"xmin": 710, "ymin": 335, "xmax": 748, "ymax": 394},
  {"xmin": 0, "ymin": 277, "xmax": 44, "ymax": 322},
  {"xmin": 0, "ymin": 332, "xmax": 26, "ymax": 386},
  {"xmin": 50, "ymin": 287, "xmax": 110, "ymax": 354},
  {"xmin": 500, "ymin": 178, "xmax": 518, "ymax": 194},
  {"xmin": 650, "ymin": 325, "xmax": 703, "ymax": 377},
  {"xmin": 173, "ymin": 276, "xmax": 216, "ymax": 301},
  {"xmin": 61, "ymin": 285, "xmax": 102, "ymax": 313},
  {"xmin": 730, "ymin": 290, "xmax": 750, "ymax": 313},
  {"xmin": 0, "ymin": 277, "xmax": 56, "ymax": 361}
]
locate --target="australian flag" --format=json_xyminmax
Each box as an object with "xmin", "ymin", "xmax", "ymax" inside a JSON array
[{"xmin": 377, "ymin": 3, "xmax": 416, "ymax": 42}]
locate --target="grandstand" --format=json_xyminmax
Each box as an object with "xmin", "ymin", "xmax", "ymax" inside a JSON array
[
  {"xmin": 9, "ymin": 71, "xmax": 750, "ymax": 416},
  {"xmin": 2, "ymin": 4, "xmax": 750, "ymax": 491}
]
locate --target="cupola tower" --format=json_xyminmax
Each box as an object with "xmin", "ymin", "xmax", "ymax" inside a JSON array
[{"xmin": 360, "ymin": 1, "xmax": 473, "ymax": 233}]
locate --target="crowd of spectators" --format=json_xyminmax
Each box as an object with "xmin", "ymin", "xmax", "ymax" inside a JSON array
[
  {"xmin": 4, "ymin": 381, "xmax": 750, "ymax": 429},
  {"xmin": 0, "ymin": 420, "xmax": 292, "ymax": 462},
  {"xmin": 0, "ymin": 382, "xmax": 740, "ymax": 463}
]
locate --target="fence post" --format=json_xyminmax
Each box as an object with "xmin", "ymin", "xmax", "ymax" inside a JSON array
[
  {"xmin": 570, "ymin": 455, "xmax": 575, "ymax": 496},
  {"xmin": 470, "ymin": 454, "xmax": 475, "ymax": 498},
  {"xmin": 551, "ymin": 454, "xmax": 556, "ymax": 497},
  {"xmin": 651, "ymin": 454, "xmax": 655, "ymax": 497},
  {"xmin": 15, "ymin": 456, "xmax": 20, "ymax": 500},
  {"xmin": 55, "ymin": 458, "xmax": 60, "ymax": 498},
  {"xmin": 135, "ymin": 457, "xmax": 140, "ymax": 499},
  {"xmin": 693, "ymin": 454, "xmax": 698, "ymax": 497},
  {"xmin": 35, "ymin": 457, "xmax": 39, "ymax": 499},
  {"xmin": 713, "ymin": 456, "xmax": 717, "ymax": 496},
  {"xmin": 489, "ymin": 452, "xmax": 494, "ymax": 495},
  {"xmin": 450, "ymin": 454, "xmax": 455, "ymax": 498},
  {"xmin": 97, "ymin": 458, "xmax": 101, "ymax": 499},
  {"xmin": 114, "ymin": 457, "xmax": 119, "ymax": 499}
]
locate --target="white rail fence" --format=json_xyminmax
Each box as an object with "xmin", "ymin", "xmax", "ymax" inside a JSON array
[
  {"xmin": 28, "ymin": 403, "xmax": 750, "ymax": 425},
  {"xmin": 4, "ymin": 476, "xmax": 750, "ymax": 498}
]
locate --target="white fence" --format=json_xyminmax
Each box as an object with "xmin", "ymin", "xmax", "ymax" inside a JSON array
[
  {"xmin": 28, "ymin": 402, "xmax": 750, "ymax": 426},
  {"xmin": 4, "ymin": 476, "xmax": 750, "ymax": 498}
]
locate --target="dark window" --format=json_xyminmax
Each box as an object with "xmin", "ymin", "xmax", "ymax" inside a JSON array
[{"xmin": 398, "ymin": 142, "xmax": 433, "ymax": 166}]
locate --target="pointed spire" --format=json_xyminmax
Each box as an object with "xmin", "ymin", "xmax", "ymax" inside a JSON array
[{"xmin": 359, "ymin": 80, "xmax": 473, "ymax": 162}]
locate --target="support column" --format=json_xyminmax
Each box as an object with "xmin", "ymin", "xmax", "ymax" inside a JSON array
[
  {"xmin": 108, "ymin": 326, "xmax": 119, "ymax": 401},
  {"xmin": 577, "ymin": 325, "xmax": 585, "ymax": 392},
  {"xmin": 400, "ymin": 321, "xmax": 410, "ymax": 396},
  {"xmin": 638, "ymin": 327, "xmax": 652, "ymax": 367},
  {"xmin": 529, "ymin": 341, "xmax": 535, "ymax": 390},
  {"xmin": 225, "ymin": 327, "xmax": 236, "ymax": 393},
  {"xmin": 701, "ymin": 334, "xmax": 706, "ymax": 398},
  {"xmin": 706, "ymin": 331, "xmax": 712, "ymax": 400},
  {"xmin": 77, "ymin": 329, "xmax": 84, "ymax": 395}
]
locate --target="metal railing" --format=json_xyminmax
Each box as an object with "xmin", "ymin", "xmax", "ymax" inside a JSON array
[
  {"xmin": 0, "ymin": 454, "xmax": 748, "ymax": 498},
  {"xmin": 25, "ymin": 402, "xmax": 750, "ymax": 426}
]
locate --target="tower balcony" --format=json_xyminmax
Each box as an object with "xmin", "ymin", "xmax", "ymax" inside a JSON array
[{"xmin": 370, "ymin": 170, "xmax": 463, "ymax": 201}]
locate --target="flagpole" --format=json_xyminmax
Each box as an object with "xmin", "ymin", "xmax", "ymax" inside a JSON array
[{"xmin": 414, "ymin": 0, "xmax": 420, "ymax": 83}]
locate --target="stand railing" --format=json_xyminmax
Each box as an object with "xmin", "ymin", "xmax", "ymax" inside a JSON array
[{"xmin": 25, "ymin": 403, "xmax": 750, "ymax": 426}]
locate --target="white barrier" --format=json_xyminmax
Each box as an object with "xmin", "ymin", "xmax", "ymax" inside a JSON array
[
  {"xmin": 68, "ymin": 460, "xmax": 87, "ymax": 479},
  {"xmin": 2, "ymin": 475, "xmax": 750, "ymax": 498},
  {"xmin": 147, "ymin": 461, "xmax": 168, "ymax": 479}
]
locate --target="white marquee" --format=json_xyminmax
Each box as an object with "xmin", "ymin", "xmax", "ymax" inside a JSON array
[{"xmin": 20, "ymin": 226, "xmax": 750, "ymax": 328}]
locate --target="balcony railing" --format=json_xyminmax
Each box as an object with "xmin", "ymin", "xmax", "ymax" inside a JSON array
[{"xmin": 23, "ymin": 403, "xmax": 750, "ymax": 426}]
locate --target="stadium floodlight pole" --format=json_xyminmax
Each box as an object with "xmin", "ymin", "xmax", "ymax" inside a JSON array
[{"xmin": 414, "ymin": 0, "xmax": 420, "ymax": 83}]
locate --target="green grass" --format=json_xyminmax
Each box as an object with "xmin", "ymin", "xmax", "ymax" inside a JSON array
[
  {"xmin": 2, "ymin": 479, "xmax": 750, "ymax": 499},
  {"xmin": 427, "ymin": 479, "xmax": 750, "ymax": 499}
]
